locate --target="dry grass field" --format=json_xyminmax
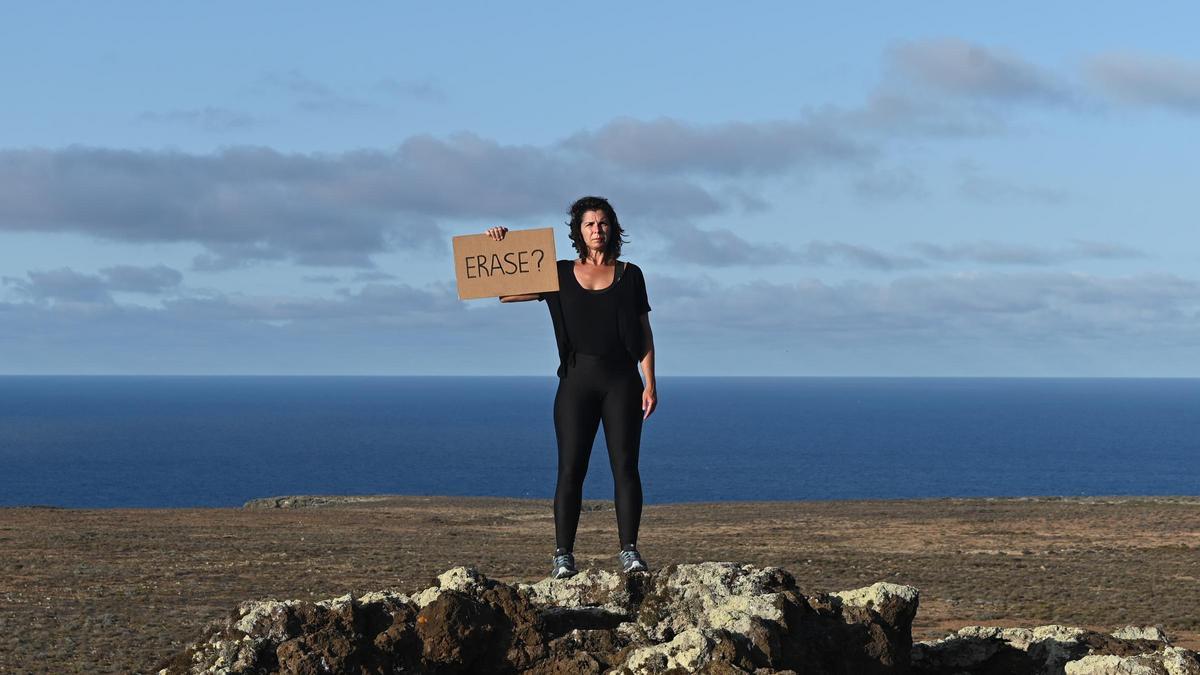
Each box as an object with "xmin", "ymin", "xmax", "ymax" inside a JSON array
[{"xmin": 2, "ymin": 495, "xmax": 1198, "ymax": 673}]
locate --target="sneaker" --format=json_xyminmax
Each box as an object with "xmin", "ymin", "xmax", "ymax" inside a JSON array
[
  {"xmin": 551, "ymin": 550, "xmax": 578, "ymax": 579},
  {"xmin": 618, "ymin": 547, "xmax": 648, "ymax": 573}
]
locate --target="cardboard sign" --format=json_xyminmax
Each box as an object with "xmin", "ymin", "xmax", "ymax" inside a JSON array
[{"xmin": 452, "ymin": 227, "xmax": 559, "ymax": 300}]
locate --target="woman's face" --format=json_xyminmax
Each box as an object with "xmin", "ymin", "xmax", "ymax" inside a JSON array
[{"xmin": 580, "ymin": 209, "xmax": 610, "ymax": 255}]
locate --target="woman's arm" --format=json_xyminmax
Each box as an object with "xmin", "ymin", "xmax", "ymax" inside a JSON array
[
  {"xmin": 499, "ymin": 293, "xmax": 540, "ymax": 303},
  {"xmin": 639, "ymin": 312, "xmax": 657, "ymax": 419}
]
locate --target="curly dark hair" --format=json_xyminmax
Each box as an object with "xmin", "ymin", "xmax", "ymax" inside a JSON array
[{"xmin": 566, "ymin": 196, "xmax": 629, "ymax": 262}]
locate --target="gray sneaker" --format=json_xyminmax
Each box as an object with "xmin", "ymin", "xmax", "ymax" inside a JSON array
[
  {"xmin": 551, "ymin": 550, "xmax": 578, "ymax": 579},
  {"xmin": 618, "ymin": 547, "xmax": 648, "ymax": 573}
]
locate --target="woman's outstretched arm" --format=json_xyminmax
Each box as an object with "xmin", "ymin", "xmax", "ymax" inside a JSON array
[{"xmin": 499, "ymin": 293, "xmax": 540, "ymax": 303}]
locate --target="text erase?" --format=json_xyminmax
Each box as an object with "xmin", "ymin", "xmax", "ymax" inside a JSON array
[{"xmin": 452, "ymin": 227, "xmax": 559, "ymax": 300}]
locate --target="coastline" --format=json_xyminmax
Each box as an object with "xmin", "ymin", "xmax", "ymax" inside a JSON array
[
  {"xmin": 9, "ymin": 493, "xmax": 1200, "ymax": 511},
  {"xmin": 2, "ymin": 494, "xmax": 1198, "ymax": 671}
]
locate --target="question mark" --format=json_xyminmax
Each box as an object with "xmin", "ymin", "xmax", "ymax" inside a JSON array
[{"xmin": 531, "ymin": 248, "xmax": 544, "ymax": 271}]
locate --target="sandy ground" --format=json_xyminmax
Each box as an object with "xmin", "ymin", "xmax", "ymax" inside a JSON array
[{"xmin": 2, "ymin": 495, "xmax": 1198, "ymax": 673}]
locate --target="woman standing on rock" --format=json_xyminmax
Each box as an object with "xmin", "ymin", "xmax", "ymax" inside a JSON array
[{"xmin": 488, "ymin": 195, "xmax": 657, "ymax": 579}]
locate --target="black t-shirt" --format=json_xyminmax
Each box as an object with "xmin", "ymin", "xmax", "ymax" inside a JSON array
[{"xmin": 539, "ymin": 259, "xmax": 652, "ymax": 375}]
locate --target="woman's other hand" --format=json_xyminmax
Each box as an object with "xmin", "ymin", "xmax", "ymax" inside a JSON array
[
  {"xmin": 642, "ymin": 385, "xmax": 656, "ymax": 420},
  {"xmin": 487, "ymin": 226, "xmax": 509, "ymax": 241}
]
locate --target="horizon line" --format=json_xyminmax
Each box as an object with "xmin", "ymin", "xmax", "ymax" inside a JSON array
[{"xmin": 1, "ymin": 373, "xmax": 1199, "ymax": 380}]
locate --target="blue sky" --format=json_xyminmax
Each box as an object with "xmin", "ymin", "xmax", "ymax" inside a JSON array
[{"xmin": 1, "ymin": 2, "xmax": 1198, "ymax": 375}]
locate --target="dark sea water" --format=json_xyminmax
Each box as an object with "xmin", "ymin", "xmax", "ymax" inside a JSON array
[{"xmin": 0, "ymin": 376, "xmax": 1197, "ymax": 508}]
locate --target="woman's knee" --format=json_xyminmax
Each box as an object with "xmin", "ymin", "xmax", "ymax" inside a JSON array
[
  {"xmin": 611, "ymin": 458, "xmax": 640, "ymax": 481},
  {"xmin": 557, "ymin": 459, "xmax": 590, "ymax": 484}
]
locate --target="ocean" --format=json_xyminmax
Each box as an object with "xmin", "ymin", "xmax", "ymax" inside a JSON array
[{"xmin": 1, "ymin": 376, "xmax": 1197, "ymax": 508}]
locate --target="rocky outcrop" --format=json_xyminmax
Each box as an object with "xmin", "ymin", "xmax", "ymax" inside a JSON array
[
  {"xmin": 155, "ymin": 561, "xmax": 916, "ymax": 674},
  {"xmin": 154, "ymin": 561, "xmax": 1198, "ymax": 674},
  {"xmin": 912, "ymin": 624, "xmax": 1200, "ymax": 674},
  {"xmin": 242, "ymin": 495, "xmax": 394, "ymax": 509}
]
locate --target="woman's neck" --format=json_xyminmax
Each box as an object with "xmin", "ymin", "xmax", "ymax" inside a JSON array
[{"xmin": 582, "ymin": 251, "xmax": 609, "ymax": 266}]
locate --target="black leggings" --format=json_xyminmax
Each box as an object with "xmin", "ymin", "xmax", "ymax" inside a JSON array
[{"xmin": 553, "ymin": 351, "xmax": 645, "ymax": 552}]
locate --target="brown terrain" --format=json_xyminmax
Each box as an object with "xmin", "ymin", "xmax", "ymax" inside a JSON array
[{"xmin": 1, "ymin": 495, "xmax": 1198, "ymax": 673}]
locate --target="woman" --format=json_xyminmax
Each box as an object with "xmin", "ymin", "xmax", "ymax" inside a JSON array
[{"xmin": 489, "ymin": 195, "xmax": 657, "ymax": 579}]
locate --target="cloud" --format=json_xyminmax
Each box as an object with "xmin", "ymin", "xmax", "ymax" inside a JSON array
[
  {"xmin": 886, "ymin": 38, "xmax": 1073, "ymax": 104},
  {"xmin": 650, "ymin": 222, "xmax": 926, "ymax": 270},
  {"xmin": 11, "ymin": 266, "xmax": 1193, "ymax": 337},
  {"xmin": 157, "ymin": 280, "xmax": 464, "ymax": 325},
  {"xmin": 258, "ymin": 71, "xmax": 450, "ymax": 112},
  {"xmin": 911, "ymin": 240, "xmax": 1145, "ymax": 266},
  {"xmin": 852, "ymin": 166, "xmax": 928, "ymax": 201},
  {"xmin": 256, "ymin": 69, "xmax": 373, "ymax": 114},
  {"xmin": 99, "ymin": 265, "xmax": 184, "ymax": 293},
  {"xmin": 800, "ymin": 38, "xmax": 1082, "ymax": 146},
  {"xmin": 815, "ymin": 90, "xmax": 1010, "ymax": 140},
  {"xmin": 559, "ymin": 116, "xmax": 872, "ymax": 176},
  {"xmin": 1086, "ymin": 52, "xmax": 1200, "ymax": 114},
  {"xmin": 557, "ymin": 42, "xmax": 1060, "ymax": 180},
  {"xmin": 954, "ymin": 160, "xmax": 1068, "ymax": 204},
  {"xmin": 376, "ymin": 78, "xmax": 448, "ymax": 103},
  {"xmin": 3, "ymin": 268, "xmax": 112, "ymax": 304},
  {"xmin": 801, "ymin": 241, "xmax": 928, "ymax": 271},
  {"xmin": 800, "ymin": 45, "xmax": 1037, "ymax": 143},
  {"xmin": 1067, "ymin": 240, "xmax": 1148, "ymax": 260},
  {"xmin": 3, "ymin": 265, "xmax": 182, "ymax": 304},
  {"xmin": 650, "ymin": 223, "xmax": 1141, "ymax": 271},
  {"xmin": 352, "ymin": 271, "xmax": 398, "ymax": 282},
  {"xmin": 137, "ymin": 107, "xmax": 265, "ymax": 132},
  {"xmin": 650, "ymin": 221, "xmax": 1147, "ymax": 271},
  {"xmin": 0, "ymin": 138, "xmax": 722, "ymax": 269},
  {"xmin": 652, "ymin": 270, "xmax": 1200, "ymax": 345},
  {"xmin": 0, "ymin": 275, "xmax": 543, "ymax": 374},
  {"xmin": 0, "ymin": 42, "xmax": 1150, "ymax": 278},
  {"xmin": 649, "ymin": 221, "xmax": 792, "ymax": 266},
  {"xmin": 4, "ymin": 268, "xmax": 1198, "ymax": 375},
  {"xmin": 0, "ymin": 246, "xmax": 1194, "ymax": 375},
  {"xmin": 0, "ymin": 43, "xmax": 1084, "ymax": 274}
]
